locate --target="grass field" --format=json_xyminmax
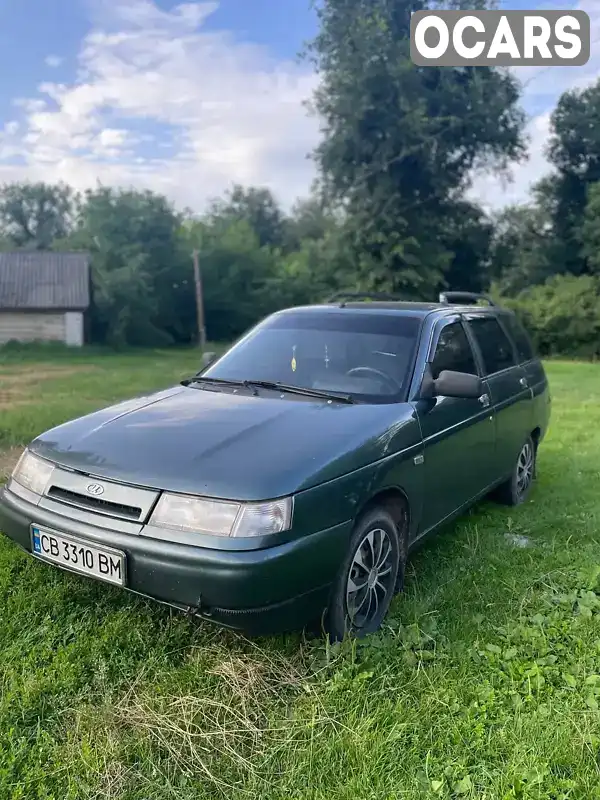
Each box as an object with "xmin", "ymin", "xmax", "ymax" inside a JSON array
[{"xmin": 1, "ymin": 349, "xmax": 600, "ymax": 799}]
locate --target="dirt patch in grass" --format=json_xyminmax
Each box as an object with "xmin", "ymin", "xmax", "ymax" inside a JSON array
[
  {"xmin": 0, "ymin": 386, "xmax": 32, "ymax": 410},
  {"xmin": 0, "ymin": 364, "xmax": 98, "ymax": 382},
  {"xmin": 0, "ymin": 364, "xmax": 99, "ymax": 409},
  {"xmin": 0, "ymin": 446, "xmax": 22, "ymax": 480}
]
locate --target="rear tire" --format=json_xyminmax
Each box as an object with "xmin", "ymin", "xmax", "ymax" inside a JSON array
[
  {"xmin": 494, "ymin": 436, "xmax": 536, "ymax": 506},
  {"xmin": 325, "ymin": 506, "xmax": 405, "ymax": 641}
]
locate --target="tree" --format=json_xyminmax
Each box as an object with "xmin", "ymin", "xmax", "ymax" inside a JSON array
[
  {"xmin": 184, "ymin": 218, "xmax": 289, "ymax": 341},
  {"xmin": 546, "ymin": 80, "xmax": 600, "ymax": 276},
  {"xmin": 0, "ymin": 182, "xmax": 76, "ymax": 249},
  {"xmin": 488, "ymin": 202, "xmax": 559, "ymax": 296},
  {"xmin": 280, "ymin": 221, "xmax": 357, "ymax": 303},
  {"xmin": 59, "ymin": 188, "xmax": 192, "ymax": 347},
  {"xmin": 506, "ymin": 274, "xmax": 600, "ymax": 358},
  {"xmin": 580, "ymin": 181, "xmax": 600, "ymax": 274},
  {"xmin": 208, "ymin": 185, "xmax": 287, "ymax": 249},
  {"xmin": 307, "ymin": 0, "xmax": 526, "ymax": 297},
  {"xmin": 284, "ymin": 195, "xmax": 339, "ymax": 251},
  {"xmin": 438, "ymin": 201, "xmax": 493, "ymax": 295}
]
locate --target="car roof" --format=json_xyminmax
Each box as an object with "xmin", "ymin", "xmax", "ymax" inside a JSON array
[{"xmin": 275, "ymin": 301, "xmax": 508, "ymax": 322}]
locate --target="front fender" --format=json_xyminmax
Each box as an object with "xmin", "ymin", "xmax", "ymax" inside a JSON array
[{"xmin": 292, "ymin": 437, "xmax": 424, "ymax": 542}]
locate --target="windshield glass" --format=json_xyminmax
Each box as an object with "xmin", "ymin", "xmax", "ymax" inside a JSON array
[{"xmin": 201, "ymin": 309, "xmax": 421, "ymax": 403}]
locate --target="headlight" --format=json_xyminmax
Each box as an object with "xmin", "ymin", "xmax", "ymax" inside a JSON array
[
  {"xmin": 150, "ymin": 494, "xmax": 239, "ymax": 536},
  {"xmin": 11, "ymin": 450, "xmax": 55, "ymax": 496},
  {"xmin": 149, "ymin": 493, "xmax": 293, "ymax": 538},
  {"xmin": 232, "ymin": 499, "xmax": 292, "ymax": 538}
]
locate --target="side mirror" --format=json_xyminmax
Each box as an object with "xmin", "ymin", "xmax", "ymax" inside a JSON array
[
  {"xmin": 201, "ymin": 351, "xmax": 216, "ymax": 369},
  {"xmin": 433, "ymin": 370, "xmax": 482, "ymax": 400}
]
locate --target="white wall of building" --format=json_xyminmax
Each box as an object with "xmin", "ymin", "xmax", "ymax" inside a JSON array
[
  {"xmin": 0, "ymin": 311, "xmax": 65, "ymax": 344},
  {"xmin": 64, "ymin": 311, "xmax": 84, "ymax": 347},
  {"xmin": 0, "ymin": 310, "xmax": 84, "ymax": 346}
]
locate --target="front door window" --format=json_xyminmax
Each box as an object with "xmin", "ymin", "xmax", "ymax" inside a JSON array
[{"xmin": 430, "ymin": 321, "xmax": 478, "ymax": 380}]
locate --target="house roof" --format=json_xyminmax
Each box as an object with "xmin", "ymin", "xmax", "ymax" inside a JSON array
[{"xmin": 0, "ymin": 252, "xmax": 90, "ymax": 310}]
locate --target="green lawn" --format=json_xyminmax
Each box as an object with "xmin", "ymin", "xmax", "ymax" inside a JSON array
[{"xmin": 1, "ymin": 351, "xmax": 600, "ymax": 799}]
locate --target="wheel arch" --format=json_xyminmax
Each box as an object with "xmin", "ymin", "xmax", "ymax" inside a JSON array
[{"xmin": 355, "ymin": 486, "xmax": 411, "ymax": 542}]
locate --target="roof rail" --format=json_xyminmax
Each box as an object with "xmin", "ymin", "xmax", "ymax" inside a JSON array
[
  {"xmin": 438, "ymin": 291, "xmax": 496, "ymax": 307},
  {"xmin": 326, "ymin": 291, "xmax": 403, "ymax": 306}
]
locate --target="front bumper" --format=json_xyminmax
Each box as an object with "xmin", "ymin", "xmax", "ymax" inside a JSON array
[{"xmin": 0, "ymin": 485, "xmax": 352, "ymax": 635}]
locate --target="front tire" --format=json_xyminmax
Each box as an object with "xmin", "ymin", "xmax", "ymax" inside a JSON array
[
  {"xmin": 495, "ymin": 436, "xmax": 536, "ymax": 506},
  {"xmin": 325, "ymin": 507, "xmax": 402, "ymax": 641}
]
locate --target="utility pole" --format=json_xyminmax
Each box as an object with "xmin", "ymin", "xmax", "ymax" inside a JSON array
[{"xmin": 192, "ymin": 249, "xmax": 206, "ymax": 350}]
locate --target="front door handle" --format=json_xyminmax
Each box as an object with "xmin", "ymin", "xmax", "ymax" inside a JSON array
[
  {"xmin": 519, "ymin": 377, "xmax": 528, "ymax": 388},
  {"xmin": 479, "ymin": 393, "xmax": 490, "ymax": 407}
]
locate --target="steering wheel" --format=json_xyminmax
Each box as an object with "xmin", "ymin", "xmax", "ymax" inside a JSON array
[{"xmin": 345, "ymin": 366, "xmax": 402, "ymax": 393}]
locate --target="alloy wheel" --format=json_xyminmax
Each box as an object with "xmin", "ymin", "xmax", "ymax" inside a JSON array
[
  {"xmin": 516, "ymin": 441, "xmax": 534, "ymax": 496},
  {"xmin": 345, "ymin": 527, "xmax": 395, "ymax": 630}
]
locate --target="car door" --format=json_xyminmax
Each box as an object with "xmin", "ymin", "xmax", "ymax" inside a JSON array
[
  {"xmin": 464, "ymin": 313, "xmax": 533, "ymax": 483},
  {"xmin": 414, "ymin": 316, "xmax": 496, "ymax": 534}
]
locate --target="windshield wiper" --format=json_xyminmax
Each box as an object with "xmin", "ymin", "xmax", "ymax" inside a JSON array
[
  {"xmin": 242, "ymin": 380, "xmax": 355, "ymax": 404},
  {"xmin": 182, "ymin": 376, "xmax": 354, "ymax": 404},
  {"xmin": 181, "ymin": 376, "xmax": 245, "ymax": 388}
]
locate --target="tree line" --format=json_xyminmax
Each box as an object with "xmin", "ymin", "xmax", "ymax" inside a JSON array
[
  {"xmin": 0, "ymin": 0, "xmax": 598, "ymax": 356},
  {"xmin": 490, "ymin": 79, "xmax": 600, "ymax": 358}
]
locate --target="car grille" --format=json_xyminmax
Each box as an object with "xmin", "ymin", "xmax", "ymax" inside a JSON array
[
  {"xmin": 47, "ymin": 486, "xmax": 143, "ymax": 520},
  {"xmin": 41, "ymin": 466, "xmax": 160, "ymax": 524}
]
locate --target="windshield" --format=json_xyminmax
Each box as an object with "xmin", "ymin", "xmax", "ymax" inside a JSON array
[{"xmin": 201, "ymin": 309, "xmax": 421, "ymax": 403}]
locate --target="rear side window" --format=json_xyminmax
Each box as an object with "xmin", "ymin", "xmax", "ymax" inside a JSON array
[
  {"xmin": 467, "ymin": 316, "xmax": 516, "ymax": 375},
  {"xmin": 501, "ymin": 314, "xmax": 535, "ymax": 363},
  {"xmin": 431, "ymin": 322, "xmax": 478, "ymax": 379}
]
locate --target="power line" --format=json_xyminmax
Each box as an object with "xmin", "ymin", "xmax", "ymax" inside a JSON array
[{"xmin": 521, "ymin": 32, "xmax": 600, "ymax": 91}]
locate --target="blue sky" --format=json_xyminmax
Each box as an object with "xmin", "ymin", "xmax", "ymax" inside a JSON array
[
  {"xmin": 0, "ymin": 0, "xmax": 316, "ymax": 99},
  {"xmin": 0, "ymin": 0, "xmax": 596, "ymax": 212}
]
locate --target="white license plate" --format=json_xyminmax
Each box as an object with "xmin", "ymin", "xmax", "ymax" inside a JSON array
[{"xmin": 31, "ymin": 526, "xmax": 126, "ymax": 586}]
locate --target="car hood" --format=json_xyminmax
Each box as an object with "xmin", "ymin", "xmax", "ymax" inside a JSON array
[{"xmin": 30, "ymin": 386, "xmax": 419, "ymax": 501}]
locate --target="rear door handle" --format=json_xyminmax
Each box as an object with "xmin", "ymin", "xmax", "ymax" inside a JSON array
[{"xmin": 479, "ymin": 393, "xmax": 490, "ymax": 407}]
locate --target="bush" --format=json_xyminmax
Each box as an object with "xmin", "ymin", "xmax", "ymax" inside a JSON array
[{"xmin": 500, "ymin": 275, "xmax": 600, "ymax": 358}]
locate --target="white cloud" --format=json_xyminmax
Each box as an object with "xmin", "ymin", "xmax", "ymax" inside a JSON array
[
  {"xmin": 0, "ymin": 0, "xmax": 319, "ymax": 209},
  {"xmin": 93, "ymin": 127, "xmax": 135, "ymax": 157},
  {"xmin": 3, "ymin": 0, "xmax": 599, "ymax": 213},
  {"xmin": 99, "ymin": 128, "xmax": 125, "ymax": 146}
]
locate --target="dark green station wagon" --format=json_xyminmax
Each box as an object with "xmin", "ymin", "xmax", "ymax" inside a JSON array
[{"xmin": 0, "ymin": 292, "xmax": 550, "ymax": 639}]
